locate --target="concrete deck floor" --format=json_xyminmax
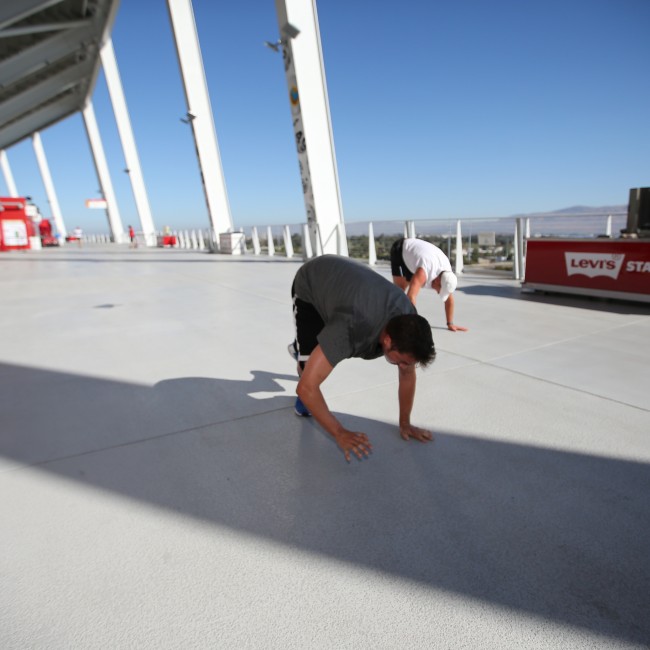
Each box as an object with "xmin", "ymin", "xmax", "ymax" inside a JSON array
[{"xmin": 1, "ymin": 245, "xmax": 649, "ymax": 649}]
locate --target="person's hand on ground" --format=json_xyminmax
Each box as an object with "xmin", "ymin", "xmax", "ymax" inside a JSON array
[
  {"xmin": 333, "ymin": 429, "xmax": 373, "ymax": 462},
  {"xmin": 399, "ymin": 424, "xmax": 433, "ymax": 443}
]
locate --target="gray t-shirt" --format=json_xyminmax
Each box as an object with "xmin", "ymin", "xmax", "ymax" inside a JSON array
[{"xmin": 293, "ymin": 255, "xmax": 416, "ymax": 367}]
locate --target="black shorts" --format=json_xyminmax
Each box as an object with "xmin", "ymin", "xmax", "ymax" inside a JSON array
[
  {"xmin": 390, "ymin": 238, "xmax": 413, "ymax": 280},
  {"xmin": 291, "ymin": 282, "xmax": 324, "ymax": 368}
]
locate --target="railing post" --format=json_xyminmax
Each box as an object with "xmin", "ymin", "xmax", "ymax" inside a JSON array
[
  {"xmin": 408, "ymin": 220, "xmax": 416, "ymax": 238},
  {"xmin": 251, "ymin": 227, "xmax": 261, "ymax": 255},
  {"xmin": 337, "ymin": 222, "xmax": 349, "ymax": 256},
  {"xmin": 283, "ymin": 225, "xmax": 294, "ymax": 258},
  {"xmin": 267, "ymin": 226, "xmax": 275, "ymax": 257},
  {"xmin": 514, "ymin": 217, "xmax": 525, "ymax": 280},
  {"xmin": 606, "ymin": 215, "xmax": 612, "ymax": 237},
  {"xmin": 368, "ymin": 222, "xmax": 377, "ymax": 266},
  {"xmin": 455, "ymin": 220, "xmax": 464, "ymax": 274},
  {"xmin": 302, "ymin": 223, "xmax": 313, "ymax": 260}
]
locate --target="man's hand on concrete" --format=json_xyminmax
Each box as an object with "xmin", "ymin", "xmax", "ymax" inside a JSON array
[
  {"xmin": 334, "ymin": 429, "xmax": 373, "ymax": 462},
  {"xmin": 447, "ymin": 323, "xmax": 468, "ymax": 332},
  {"xmin": 400, "ymin": 424, "xmax": 433, "ymax": 443}
]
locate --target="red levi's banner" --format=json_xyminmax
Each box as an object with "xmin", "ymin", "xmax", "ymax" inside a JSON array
[{"xmin": 524, "ymin": 239, "xmax": 650, "ymax": 296}]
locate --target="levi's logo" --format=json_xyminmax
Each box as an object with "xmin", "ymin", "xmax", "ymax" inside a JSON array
[{"xmin": 564, "ymin": 252, "xmax": 624, "ymax": 279}]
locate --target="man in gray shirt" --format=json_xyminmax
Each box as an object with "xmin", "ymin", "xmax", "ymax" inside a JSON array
[{"xmin": 289, "ymin": 255, "xmax": 436, "ymax": 462}]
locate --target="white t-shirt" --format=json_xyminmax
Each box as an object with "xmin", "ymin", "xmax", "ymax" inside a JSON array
[{"xmin": 402, "ymin": 238, "xmax": 452, "ymax": 287}]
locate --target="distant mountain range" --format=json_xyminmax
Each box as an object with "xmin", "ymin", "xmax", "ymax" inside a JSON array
[
  {"xmin": 342, "ymin": 205, "xmax": 628, "ymax": 237},
  {"xmin": 511, "ymin": 205, "xmax": 626, "ymax": 218}
]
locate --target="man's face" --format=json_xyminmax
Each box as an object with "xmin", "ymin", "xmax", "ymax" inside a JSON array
[
  {"xmin": 431, "ymin": 274, "xmax": 442, "ymax": 293},
  {"xmin": 383, "ymin": 345, "xmax": 417, "ymax": 370}
]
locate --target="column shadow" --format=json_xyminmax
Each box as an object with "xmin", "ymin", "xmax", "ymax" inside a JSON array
[{"xmin": 1, "ymin": 362, "xmax": 649, "ymax": 645}]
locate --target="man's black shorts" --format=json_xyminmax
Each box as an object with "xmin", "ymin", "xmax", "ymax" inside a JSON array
[
  {"xmin": 291, "ymin": 282, "xmax": 324, "ymax": 365},
  {"xmin": 390, "ymin": 238, "xmax": 414, "ymax": 280}
]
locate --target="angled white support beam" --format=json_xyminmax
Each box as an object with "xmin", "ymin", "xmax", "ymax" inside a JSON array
[
  {"xmin": 100, "ymin": 38, "xmax": 156, "ymax": 246},
  {"xmin": 167, "ymin": 0, "xmax": 233, "ymax": 235},
  {"xmin": 32, "ymin": 131, "xmax": 66, "ymax": 238},
  {"xmin": 82, "ymin": 100, "xmax": 124, "ymax": 243},
  {"xmin": 0, "ymin": 150, "xmax": 19, "ymax": 197},
  {"xmin": 274, "ymin": 0, "xmax": 346, "ymax": 256}
]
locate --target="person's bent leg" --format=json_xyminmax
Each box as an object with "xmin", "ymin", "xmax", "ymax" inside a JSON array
[
  {"xmin": 390, "ymin": 238, "xmax": 412, "ymax": 290},
  {"xmin": 291, "ymin": 286, "xmax": 324, "ymax": 416}
]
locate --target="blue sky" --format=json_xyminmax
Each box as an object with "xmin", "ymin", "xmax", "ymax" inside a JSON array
[{"xmin": 1, "ymin": 0, "xmax": 649, "ymax": 233}]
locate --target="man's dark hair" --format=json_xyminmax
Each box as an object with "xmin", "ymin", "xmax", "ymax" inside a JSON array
[{"xmin": 385, "ymin": 314, "xmax": 436, "ymax": 367}]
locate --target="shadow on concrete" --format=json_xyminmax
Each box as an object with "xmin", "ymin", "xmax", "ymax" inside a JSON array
[
  {"xmin": 459, "ymin": 284, "xmax": 650, "ymax": 315},
  {"xmin": 2, "ymin": 362, "xmax": 649, "ymax": 645}
]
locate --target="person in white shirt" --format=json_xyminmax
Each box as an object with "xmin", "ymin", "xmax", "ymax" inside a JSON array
[{"xmin": 390, "ymin": 237, "xmax": 468, "ymax": 332}]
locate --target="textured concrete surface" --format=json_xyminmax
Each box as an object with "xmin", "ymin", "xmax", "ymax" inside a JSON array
[{"xmin": 1, "ymin": 245, "xmax": 649, "ymax": 649}]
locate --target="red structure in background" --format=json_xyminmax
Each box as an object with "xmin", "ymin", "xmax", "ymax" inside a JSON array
[
  {"xmin": 0, "ymin": 197, "xmax": 32, "ymax": 251},
  {"xmin": 524, "ymin": 238, "xmax": 650, "ymax": 303},
  {"xmin": 0, "ymin": 197, "xmax": 59, "ymax": 250},
  {"xmin": 39, "ymin": 219, "xmax": 59, "ymax": 246}
]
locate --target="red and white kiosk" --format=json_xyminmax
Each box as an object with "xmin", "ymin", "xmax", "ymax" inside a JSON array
[
  {"xmin": 523, "ymin": 189, "xmax": 650, "ymax": 303},
  {"xmin": 0, "ymin": 197, "xmax": 32, "ymax": 252}
]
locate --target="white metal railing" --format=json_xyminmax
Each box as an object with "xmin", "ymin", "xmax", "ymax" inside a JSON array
[{"xmin": 78, "ymin": 211, "xmax": 626, "ymax": 279}]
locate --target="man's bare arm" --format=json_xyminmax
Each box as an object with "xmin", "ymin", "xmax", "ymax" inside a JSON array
[
  {"xmin": 398, "ymin": 364, "xmax": 432, "ymax": 442},
  {"xmin": 405, "ymin": 267, "xmax": 427, "ymax": 305},
  {"xmin": 444, "ymin": 293, "xmax": 468, "ymax": 332},
  {"xmin": 297, "ymin": 345, "xmax": 372, "ymax": 461}
]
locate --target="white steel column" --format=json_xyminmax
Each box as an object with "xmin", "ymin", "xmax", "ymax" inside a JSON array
[
  {"xmin": 274, "ymin": 0, "xmax": 346, "ymax": 256},
  {"xmin": 0, "ymin": 150, "xmax": 19, "ymax": 197},
  {"xmin": 167, "ymin": 0, "xmax": 233, "ymax": 235},
  {"xmin": 32, "ymin": 132, "xmax": 66, "ymax": 239},
  {"xmin": 82, "ymin": 100, "xmax": 125, "ymax": 243},
  {"xmin": 100, "ymin": 38, "xmax": 156, "ymax": 246}
]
